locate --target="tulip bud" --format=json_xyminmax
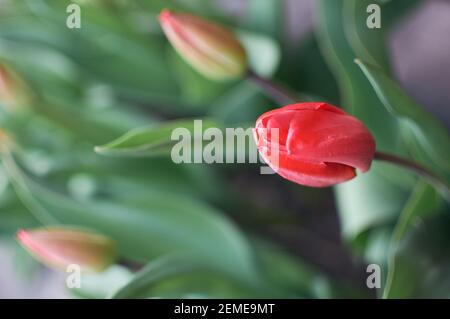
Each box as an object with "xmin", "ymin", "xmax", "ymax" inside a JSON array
[
  {"xmin": 254, "ymin": 102, "xmax": 376, "ymax": 187},
  {"xmin": 17, "ymin": 227, "xmax": 116, "ymax": 272},
  {"xmin": 0, "ymin": 65, "xmax": 29, "ymax": 112},
  {"xmin": 159, "ymin": 10, "xmax": 247, "ymax": 81},
  {"xmin": 0, "ymin": 130, "xmax": 9, "ymax": 152},
  {"xmin": 0, "ymin": 66, "xmax": 15, "ymax": 106}
]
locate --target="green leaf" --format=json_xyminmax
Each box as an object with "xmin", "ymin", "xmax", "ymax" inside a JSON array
[
  {"xmin": 237, "ymin": 30, "xmax": 281, "ymax": 78},
  {"xmin": 208, "ymin": 81, "xmax": 267, "ymax": 125},
  {"xmin": 356, "ymin": 59, "xmax": 450, "ymax": 175},
  {"xmin": 111, "ymin": 253, "xmax": 281, "ymax": 299},
  {"xmin": 244, "ymin": 0, "xmax": 282, "ymax": 38},
  {"xmin": 343, "ymin": 0, "xmax": 422, "ymax": 68},
  {"xmin": 0, "ymin": 5, "xmax": 187, "ymax": 110},
  {"xmin": 343, "ymin": 0, "xmax": 390, "ymax": 68},
  {"xmin": 315, "ymin": 0, "xmax": 412, "ymax": 239},
  {"xmin": 3, "ymin": 153, "xmax": 258, "ymax": 283},
  {"xmin": 383, "ymin": 181, "xmax": 448, "ymax": 298},
  {"xmin": 72, "ymin": 265, "xmax": 133, "ymax": 299},
  {"xmin": 335, "ymin": 164, "xmax": 412, "ymax": 240},
  {"xmin": 111, "ymin": 254, "xmax": 200, "ymax": 299},
  {"xmin": 168, "ymin": 49, "xmax": 228, "ymax": 107},
  {"xmin": 315, "ymin": 0, "xmax": 400, "ymax": 148},
  {"xmin": 94, "ymin": 119, "xmax": 218, "ymax": 157}
]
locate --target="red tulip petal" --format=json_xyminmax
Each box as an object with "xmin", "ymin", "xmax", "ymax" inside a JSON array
[
  {"xmin": 285, "ymin": 111, "xmax": 375, "ymax": 172},
  {"xmin": 259, "ymin": 147, "xmax": 357, "ymax": 187}
]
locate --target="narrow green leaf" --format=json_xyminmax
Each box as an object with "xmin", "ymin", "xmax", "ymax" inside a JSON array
[
  {"xmin": 95, "ymin": 119, "xmax": 218, "ymax": 157},
  {"xmin": 111, "ymin": 254, "xmax": 199, "ymax": 299},
  {"xmin": 244, "ymin": 0, "xmax": 282, "ymax": 39},
  {"xmin": 383, "ymin": 180, "xmax": 443, "ymax": 298},
  {"xmin": 3, "ymin": 153, "xmax": 258, "ymax": 283},
  {"xmin": 356, "ymin": 59, "xmax": 450, "ymax": 174},
  {"xmin": 237, "ymin": 30, "xmax": 281, "ymax": 78},
  {"xmin": 315, "ymin": 0, "xmax": 411, "ymax": 239},
  {"xmin": 73, "ymin": 265, "xmax": 133, "ymax": 299}
]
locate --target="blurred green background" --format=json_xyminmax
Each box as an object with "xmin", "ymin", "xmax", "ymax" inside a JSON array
[{"xmin": 0, "ymin": 0, "xmax": 449, "ymax": 298}]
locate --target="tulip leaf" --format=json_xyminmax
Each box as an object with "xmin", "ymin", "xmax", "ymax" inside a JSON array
[
  {"xmin": 335, "ymin": 164, "xmax": 411, "ymax": 239},
  {"xmin": 343, "ymin": 0, "xmax": 422, "ymax": 69},
  {"xmin": 383, "ymin": 181, "xmax": 448, "ymax": 298},
  {"xmin": 2, "ymin": 153, "xmax": 259, "ymax": 284},
  {"xmin": 72, "ymin": 265, "xmax": 133, "ymax": 299},
  {"xmin": 316, "ymin": 0, "xmax": 412, "ymax": 240},
  {"xmin": 169, "ymin": 49, "xmax": 229, "ymax": 107},
  {"xmin": 111, "ymin": 254, "xmax": 200, "ymax": 299},
  {"xmin": 94, "ymin": 119, "xmax": 218, "ymax": 157},
  {"xmin": 244, "ymin": 0, "xmax": 282, "ymax": 39},
  {"xmin": 238, "ymin": 31, "xmax": 281, "ymax": 78},
  {"xmin": 111, "ymin": 253, "xmax": 280, "ymax": 299},
  {"xmin": 356, "ymin": 59, "xmax": 450, "ymax": 174},
  {"xmin": 0, "ymin": 5, "xmax": 192, "ymax": 112},
  {"xmin": 343, "ymin": 0, "xmax": 390, "ymax": 68},
  {"xmin": 208, "ymin": 82, "xmax": 268, "ymax": 125}
]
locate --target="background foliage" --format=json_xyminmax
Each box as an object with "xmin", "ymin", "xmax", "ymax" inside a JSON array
[{"xmin": 0, "ymin": 0, "xmax": 449, "ymax": 298}]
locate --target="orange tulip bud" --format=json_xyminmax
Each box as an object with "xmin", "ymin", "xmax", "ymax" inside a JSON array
[
  {"xmin": 0, "ymin": 65, "xmax": 29, "ymax": 112},
  {"xmin": 159, "ymin": 10, "xmax": 247, "ymax": 81},
  {"xmin": 0, "ymin": 66, "xmax": 16, "ymax": 107},
  {"xmin": 17, "ymin": 227, "xmax": 116, "ymax": 272}
]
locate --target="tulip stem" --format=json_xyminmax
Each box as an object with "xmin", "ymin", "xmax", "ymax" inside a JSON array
[
  {"xmin": 246, "ymin": 69, "xmax": 298, "ymax": 105},
  {"xmin": 374, "ymin": 151, "xmax": 450, "ymax": 199}
]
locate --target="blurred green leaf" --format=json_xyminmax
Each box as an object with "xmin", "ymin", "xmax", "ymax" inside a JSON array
[
  {"xmin": 208, "ymin": 81, "xmax": 268, "ymax": 125},
  {"xmin": 343, "ymin": 0, "xmax": 422, "ymax": 68},
  {"xmin": 315, "ymin": 0, "xmax": 411, "ymax": 239},
  {"xmin": 278, "ymin": 35, "xmax": 340, "ymax": 103},
  {"xmin": 0, "ymin": 3, "xmax": 188, "ymax": 110},
  {"xmin": 356, "ymin": 59, "xmax": 450, "ymax": 175},
  {"xmin": 335, "ymin": 164, "xmax": 411, "ymax": 239},
  {"xmin": 343, "ymin": 0, "xmax": 390, "ymax": 68},
  {"xmin": 383, "ymin": 181, "xmax": 448, "ymax": 298},
  {"xmin": 95, "ymin": 119, "xmax": 218, "ymax": 157},
  {"xmin": 111, "ymin": 254, "xmax": 199, "ymax": 299},
  {"xmin": 3, "ymin": 152, "xmax": 259, "ymax": 283},
  {"xmin": 111, "ymin": 253, "xmax": 280, "ymax": 299},
  {"xmin": 244, "ymin": 0, "xmax": 282, "ymax": 39},
  {"xmin": 73, "ymin": 265, "xmax": 133, "ymax": 299},
  {"xmin": 315, "ymin": 0, "xmax": 400, "ymax": 148},
  {"xmin": 168, "ymin": 49, "xmax": 228, "ymax": 107},
  {"xmin": 238, "ymin": 30, "xmax": 281, "ymax": 77}
]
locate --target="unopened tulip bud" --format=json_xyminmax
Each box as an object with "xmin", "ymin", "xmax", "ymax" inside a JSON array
[
  {"xmin": 17, "ymin": 227, "xmax": 116, "ymax": 272},
  {"xmin": 0, "ymin": 65, "xmax": 29, "ymax": 112},
  {"xmin": 0, "ymin": 67, "xmax": 15, "ymax": 105},
  {"xmin": 159, "ymin": 10, "xmax": 247, "ymax": 81},
  {"xmin": 254, "ymin": 102, "xmax": 376, "ymax": 187}
]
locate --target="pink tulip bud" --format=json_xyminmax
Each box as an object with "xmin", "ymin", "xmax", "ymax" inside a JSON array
[
  {"xmin": 17, "ymin": 227, "xmax": 116, "ymax": 272},
  {"xmin": 159, "ymin": 10, "xmax": 247, "ymax": 81}
]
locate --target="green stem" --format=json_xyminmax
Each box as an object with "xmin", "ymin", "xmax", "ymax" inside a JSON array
[
  {"xmin": 246, "ymin": 69, "xmax": 298, "ymax": 105},
  {"xmin": 382, "ymin": 181, "xmax": 431, "ymax": 298},
  {"xmin": 1, "ymin": 149, "xmax": 58, "ymax": 225}
]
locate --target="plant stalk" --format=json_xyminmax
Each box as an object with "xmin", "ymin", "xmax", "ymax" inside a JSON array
[{"xmin": 246, "ymin": 69, "xmax": 298, "ymax": 105}]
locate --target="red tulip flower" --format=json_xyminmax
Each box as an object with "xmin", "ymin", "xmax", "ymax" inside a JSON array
[{"xmin": 254, "ymin": 102, "xmax": 376, "ymax": 187}]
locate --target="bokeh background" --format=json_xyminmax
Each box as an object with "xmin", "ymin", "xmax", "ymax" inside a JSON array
[{"xmin": 1, "ymin": 0, "xmax": 449, "ymax": 298}]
